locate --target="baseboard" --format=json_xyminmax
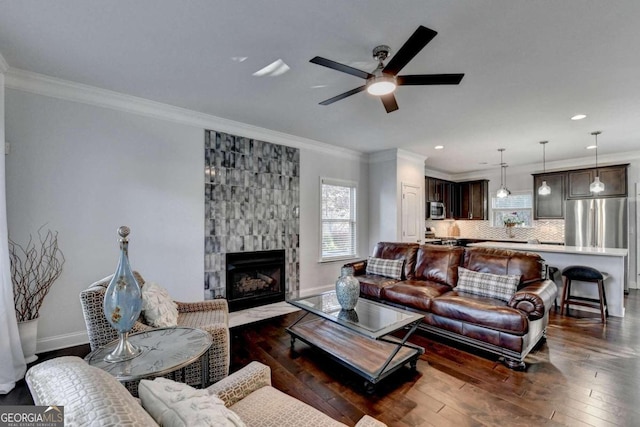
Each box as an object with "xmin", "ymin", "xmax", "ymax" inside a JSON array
[
  {"xmin": 36, "ymin": 330, "xmax": 89, "ymax": 354},
  {"xmin": 298, "ymin": 284, "xmax": 334, "ymax": 297}
]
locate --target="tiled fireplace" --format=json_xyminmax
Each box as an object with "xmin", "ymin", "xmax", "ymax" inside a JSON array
[{"xmin": 204, "ymin": 130, "xmax": 300, "ymax": 302}]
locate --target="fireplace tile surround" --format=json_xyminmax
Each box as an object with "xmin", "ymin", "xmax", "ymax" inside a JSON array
[{"xmin": 204, "ymin": 130, "xmax": 300, "ymax": 300}]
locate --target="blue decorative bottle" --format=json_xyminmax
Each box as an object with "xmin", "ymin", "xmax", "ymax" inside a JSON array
[{"xmin": 103, "ymin": 226, "xmax": 143, "ymax": 362}]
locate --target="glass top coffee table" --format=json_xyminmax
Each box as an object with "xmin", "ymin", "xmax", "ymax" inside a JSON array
[
  {"xmin": 86, "ymin": 327, "xmax": 212, "ymax": 387},
  {"xmin": 287, "ymin": 292, "xmax": 424, "ymax": 392}
]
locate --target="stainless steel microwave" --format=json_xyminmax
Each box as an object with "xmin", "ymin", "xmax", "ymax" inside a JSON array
[{"xmin": 429, "ymin": 202, "xmax": 445, "ymax": 220}]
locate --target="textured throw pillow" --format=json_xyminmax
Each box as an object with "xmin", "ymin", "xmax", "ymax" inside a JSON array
[
  {"xmin": 141, "ymin": 281, "xmax": 179, "ymax": 327},
  {"xmin": 366, "ymin": 257, "xmax": 404, "ymax": 280},
  {"xmin": 456, "ymin": 267, "xmax": 521, "ymax": 302},
  {"xmin": 139, "ymin": 377, "xmax": 246, "ymax": 427}
]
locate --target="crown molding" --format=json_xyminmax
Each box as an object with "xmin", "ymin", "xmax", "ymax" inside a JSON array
[
  {"xmin": 4, "ymin": 67, "xmax": 365, "ymax": 161},
  {"xmin": 397, "ymin": 148, "xmax": 427, "ymax": 165},
  {"xmin": 368, "ymin": 148, "xmax": 427, "ymax": 165},
  {"xmin": 0, "ymin": 51, "xmax": 8, "ymax": 73}
]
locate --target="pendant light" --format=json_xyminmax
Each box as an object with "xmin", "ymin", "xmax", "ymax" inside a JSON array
[
  {"xmin": 538, "ymin": 141, "xmax": 551, "ymax": 195},
  {"xmin": 589, "ymin": 131, "xmax": 605, "ymax": 193},
  {"xmin": 496, "ymin": 148, "xmax": 510, "ymax": 198}
]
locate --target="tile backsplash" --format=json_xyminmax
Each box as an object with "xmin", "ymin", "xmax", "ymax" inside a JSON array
[{"xmin": 425, "ymin": 219, "xmax": 565, "ymax": 243}]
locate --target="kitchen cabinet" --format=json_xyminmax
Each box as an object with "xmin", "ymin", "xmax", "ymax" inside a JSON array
[
  {"xmin": 456, "ymin": 180, "xmax": 488, "ymax": 220},
  {"xmin": 533, "ymin": 172, "xmax": 565, "ymax": 219},
  {"xmin": 425, "ymin": 177, "xmax": 456, "ymax": 219},
  {"xmin": 567, "ymin": 165, "xmax": 627, "ymax": 199}
]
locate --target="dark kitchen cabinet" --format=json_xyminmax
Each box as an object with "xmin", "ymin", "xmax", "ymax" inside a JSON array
[
  {"xmin": 426, "ymin": 177, "xmax": 438, "ymax": 202},
  {"xmin": 456, "ymin": 180, "xmax": 488, "ymax": 220},
  {"xmin": 533, "ymin": 172, "xmax": 565, "ymax": 219},
  {"xmin": 567, "ymin": 165, "xmax": 628, "ymax": 199},
  {"xmin": 425, "ymin": 177, "xmax": 456, "ymax": 219}
]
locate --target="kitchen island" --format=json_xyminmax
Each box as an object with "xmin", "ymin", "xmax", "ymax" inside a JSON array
[{"xmin": 467, "ymin": 242, "xmax": 629, "ymax": 317}]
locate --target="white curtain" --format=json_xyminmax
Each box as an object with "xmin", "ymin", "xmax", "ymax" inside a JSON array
[{"xmin": 0, "ymin": 70, "xmax": 27, "ymax": 394}]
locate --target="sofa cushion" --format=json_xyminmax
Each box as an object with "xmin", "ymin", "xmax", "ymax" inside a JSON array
[
  {"xmin": 414, "ymin": 245, "xmax": 465, "ymax": 287},
  {"xmin": 139, "ymin": 377, "xmax": 246, "ymax": 427},
  {"xmin": 381, "ymin": 280, "xmax": 452, "ymax": 311},
  {"xmin": 357, "ymin": 275, "xmax": 399, "ymax": 299},
  {"xmin": 371, "ymin": 242, "xmax": 419, "ymax": 280},
  {"xmin": 366, "ymin": 257, "xmax": 404, "ymax": 280},
  {"xmin": 230, "ymin": 385, "xmax": 347, "ymax": 427},
  {"xmin": 462, "ymin": 247, "xmax": 543, "ymax": 285},
  {"xmin": 456, "ymin": 267, "xmax": 520, "ymax": 302},
  {"xmin": 141, "ymin": 281, "xmax": 179, "ymax": 327},
  {"xmin": 430, "ymin": 292, "xmax": 528, "ymax": 335}
]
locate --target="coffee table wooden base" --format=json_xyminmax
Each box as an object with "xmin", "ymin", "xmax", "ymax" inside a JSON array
[{"xmin": 287, "ymin": 317, "xmax": 423, "ymax": 392}]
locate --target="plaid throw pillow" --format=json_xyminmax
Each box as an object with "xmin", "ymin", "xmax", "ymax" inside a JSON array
[
  {"xmin": 366, "ymin": 257, "xmax": 404, "ymax": 280},
  {"xmin": 456, "ymin": 267, "xmax": 520, "ymax": 302}
]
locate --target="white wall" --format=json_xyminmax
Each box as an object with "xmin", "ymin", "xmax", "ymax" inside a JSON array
[
  {"xmin": 368, "ymin": 151, "xmax": 398, "ymax": 247},
  {"xmin": 367, "ymin": 149, "xmax": 426, "ymax": 249},
  {"xmin": 299, "ymin": 150, "xmax": 368, "ymax": 294},
  {"xmin": 4, "ymin": 87, "xmax": 369, "ymax": 351}
]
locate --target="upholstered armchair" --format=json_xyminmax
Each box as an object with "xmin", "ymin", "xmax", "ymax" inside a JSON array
[{"xmin": 79, "ymin": 271, "xmax": 229, "ymax": 388}]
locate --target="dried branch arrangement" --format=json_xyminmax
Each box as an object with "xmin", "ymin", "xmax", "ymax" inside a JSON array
[{"xmin": 9, "ymin": 228, "xmax": 65, "ymax": 322}]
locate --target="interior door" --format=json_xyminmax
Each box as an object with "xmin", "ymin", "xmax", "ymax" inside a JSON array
[{"xmin": 401, "ymin": 183, "xmax": 422, "ymax": 243}]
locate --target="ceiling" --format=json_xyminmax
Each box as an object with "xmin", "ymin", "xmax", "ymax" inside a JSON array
[{"xmin": 1, "ymin": 1, "xmax": 639, "ymax": 174}]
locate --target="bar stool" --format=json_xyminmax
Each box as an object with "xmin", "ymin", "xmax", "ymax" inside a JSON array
[{"xmin": 560, "ymin": 265, "xmax": 608, "ymax": 323}]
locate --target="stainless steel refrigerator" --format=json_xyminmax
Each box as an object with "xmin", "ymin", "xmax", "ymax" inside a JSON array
[{"xmin": 565, "ymin": 197, "xmax": 628, "ymax": 249}]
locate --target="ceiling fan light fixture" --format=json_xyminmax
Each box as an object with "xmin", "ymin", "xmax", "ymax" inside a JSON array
[{"xmin": 367, "ymin": 75, "xmax": 397, "ymax": 96}]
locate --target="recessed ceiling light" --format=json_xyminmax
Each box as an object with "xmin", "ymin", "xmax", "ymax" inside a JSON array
[
  {"xmin": 310, "ymin": 85, "xmax": 327, "ymax": 89},
  {"xmin": 586, "ymin": 145, "xmax": 597, "ymax": 150},
  {"xmin": 231, "ymin": 56, "xmax": 248, "ymax": 63},
  {"xmin": 253, "ymin": 59, "xmax": 290, "ymax": 77},
  {"xmin": 571, "ymin": 114, "xmax": 587, "ymax": 120},
  {"xmin": 434, "ymin": 145, "xmax": 444, "ymax": 150}
]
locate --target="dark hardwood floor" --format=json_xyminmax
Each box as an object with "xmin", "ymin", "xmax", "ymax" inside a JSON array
[{"xmin": 3, "ymin": 291, "xmax": 640, "ymax": 426}]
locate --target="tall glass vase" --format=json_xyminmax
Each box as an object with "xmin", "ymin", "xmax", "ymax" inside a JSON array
[{"xmin": 103, "ymin": 226, "xmax": 143, "ymax": 362}]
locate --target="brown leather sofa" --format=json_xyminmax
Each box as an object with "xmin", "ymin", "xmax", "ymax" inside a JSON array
[{"xmin": 345, "ymin": 242, "xmax": 557, "ymax": 369}]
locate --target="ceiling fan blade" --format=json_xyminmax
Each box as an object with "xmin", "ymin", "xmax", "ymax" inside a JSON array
[
  {"xmin": 383, "ymin": 26, "xmax": 437, "ymax": 76},
  {"xmin": 310, "ymin": 57, "xmax": 373, "ymax": 80},
  {"xmin": 319, "ymin": 85, "xmax": 367, "ymax": 105},
  {"xmin": 397, "ymin": 74, "xmax": 465, "ymax": 85},
  {"xmin": 380, "ymin": 94, "xmax": 399, "ymax": 113}
]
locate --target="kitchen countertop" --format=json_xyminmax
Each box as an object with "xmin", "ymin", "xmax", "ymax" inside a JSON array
[{"xmin": 467, "ymin": 241, "xmax": 628, "ymax": 257}]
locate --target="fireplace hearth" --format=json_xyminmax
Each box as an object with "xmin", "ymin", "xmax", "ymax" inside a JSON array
[{"xmin": 226, "ymin": 250, "xmax": 286, "ymax": 312}]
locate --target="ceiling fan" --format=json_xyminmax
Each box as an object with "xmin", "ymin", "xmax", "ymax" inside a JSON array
[{"xmin": 310, "ymin": 25, "xmax": 464, "ymax": 113}]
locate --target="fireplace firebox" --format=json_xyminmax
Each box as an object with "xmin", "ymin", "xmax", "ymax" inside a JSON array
[{"xmin": 225, "ymin": 250, "xmax": 286, "ymax": 312}]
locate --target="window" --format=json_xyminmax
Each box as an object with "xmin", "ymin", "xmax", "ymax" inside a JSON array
[
  {"xmin": 320, "ymin": 178, "xmax": 357, "ymax": 261},
  {"xmin": 491, "ymin": 191, "xmax": 533, "ymax": 227}
]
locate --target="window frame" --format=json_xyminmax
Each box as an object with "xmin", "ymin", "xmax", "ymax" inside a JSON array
[
  {"xmin": 490, "ymin": 190, "xmax": 534, "ymax": 228},
  {"xmin": 319, "ymin": 177, "xmax": 358, "ymax": 262}
]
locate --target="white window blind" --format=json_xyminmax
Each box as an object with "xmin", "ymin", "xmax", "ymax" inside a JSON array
[{"xmin": 320, "ymin": 178, "xmax": 357, "ymax": 261}]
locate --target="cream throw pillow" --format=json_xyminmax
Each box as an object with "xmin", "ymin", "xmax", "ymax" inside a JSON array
[
  {"xmin": 141, "ymin": 281, "xmax": 179, "ymax": 327},
  {"xmin": 139, "ymin": 377, "xmax": 246, "ymax": 427}
]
